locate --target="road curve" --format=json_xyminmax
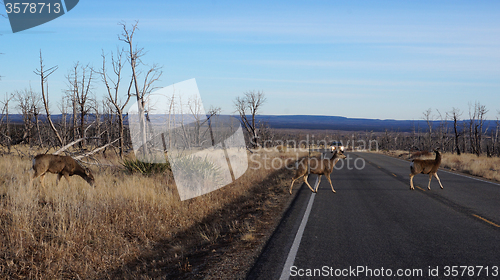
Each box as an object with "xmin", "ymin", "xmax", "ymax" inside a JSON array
[{"xmin": 248, "ymin": 152, "xmax": 500, "ymax": 280}]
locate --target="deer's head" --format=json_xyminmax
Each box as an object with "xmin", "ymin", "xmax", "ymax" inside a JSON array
[
  {"xmin": 331, "ymin": 146, "xmax": 347, "ymax": 159},
  {"xmin": 84, "ymin": 168, "xmax": 96, "ymax": 187}
]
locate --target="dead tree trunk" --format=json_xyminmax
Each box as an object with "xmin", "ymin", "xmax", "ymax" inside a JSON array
[
  {"xmin": 98, "ymin": 49, "xmax": 132, "ymax": 158},
  {"xmin": 118, "ymin": 21, "xmax": 162, "ymax": 159},
  {"xmin": 234, "ymin": 90, "xmax": 266, "ymax": 148},
  {"xmin": 34, "ymin": 50, "xmax": 64, "ymax": 147},
  {"xmin": 450, "ymin": 108, "xmax": 462, "ymax": 155}
]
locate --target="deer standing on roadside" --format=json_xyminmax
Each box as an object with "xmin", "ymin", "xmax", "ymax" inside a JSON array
[
  {"xmin": 409, "ymin": 149, "xmax": 443, "ymax": 190},
  {"xmin": 289, "ymin": 147, "xmax": 346, "ymax": 194},
  {"xmin": 32, "ymin": 154, "xmax": 95, "ymax": 188}
]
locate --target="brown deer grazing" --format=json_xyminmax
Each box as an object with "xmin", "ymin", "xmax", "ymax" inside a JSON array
[
  {"xmin": 32, "ymin": 154, "xmax": 95, "ymax": 188},
  {"xmin": 289, "ymin": 148, "xmax": 346, "ymax": 194},
  {"xmin": 409, "ymin": 149, "xmax": 443, "ymax": 190}
]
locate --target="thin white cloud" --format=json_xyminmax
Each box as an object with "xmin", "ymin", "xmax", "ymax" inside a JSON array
[
  {"xmin": 377, "ymin": 44, "xmax": 500, "ymax": 58},
  {"xmin": 229, "ymin": 58, "xmax": 500, "ymax": 74},
  {"xmin": 199, "ymin": 75, "xmax": 500, "ymax": 88}
]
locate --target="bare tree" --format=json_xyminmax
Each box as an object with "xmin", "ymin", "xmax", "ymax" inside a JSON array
[
  {"xmin": 66, "ymin": 62, "xmax": 94, "ymax": 147},
  {"xmin": 102, "ymin": 100, "xmax": 116, "ymax": 150},
  {"xmin": 118, "ymin": 21, "xmax": 162, "ymax": 157},
  {"xmin": 15, "ymin": 87, "xmax": 42, "ymax": 146},
  {"xmin": 98, "ymin": 49, "xmax": 132, "ymax": 157},
  {"xmin": 449, "ymin": 107, "xmax": 462, "ymax": 155},
  {"xmin": 0, "ymin": 93, "xmax": 14, "ymax": 151},
  {"xmin": 435, "ymin": 109, "xmax": 449, "ymax": 151},
  {"xmin": 91, "ymin": 96, "xmax": 102, "ymax": 148},
  {"xmin": 467, "ymin": 103, "xmax": 476, "ymax": 155},
  {"xmin": 258, "ymin": 121, "xmax": 274, "ymax": 148},
  {"xmin": 34, "ymin": 50, "xmax": 64, "ymax": 146},
  {"xmin": 57, "ymin": 95, "xmax": 71, "ymax": 144},
  {"xmin": 474, "ymin": 102, "xmax": 488, "ymax": 156},
  {"xmin": 183, "ymin": 94, "xmax": 206, "ymax": 147},
  {"xmin": 468, "ymin": 101, "xmax": 488, "ymax": 156},
  {"xmin": 234, "ymin": 90, "xmax": 266, "ymax": 148},
  {"xmin": 495, "ymin": 111, "xmax": 500, "ymax": 156},
  {"xmin": 422, "ymin": 108, "xmax": 434, "ymax": 149},
  {"xmin": 67, "ymin": 65, "xmax": 77, "ymax": 141}
]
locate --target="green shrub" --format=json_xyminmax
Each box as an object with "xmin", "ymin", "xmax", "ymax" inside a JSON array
[
  {"xmin": 121, "ymin": 159, "xmax": 171, "ymax": 175},
  {"xmin": 171, "ymin": 155, "xmax": 223, "ymax": 186}
]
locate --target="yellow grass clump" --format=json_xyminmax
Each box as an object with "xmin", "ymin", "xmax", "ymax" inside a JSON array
[{"xmin": 440, "ymin": 153, "xmax": 500, "ymax": 181}]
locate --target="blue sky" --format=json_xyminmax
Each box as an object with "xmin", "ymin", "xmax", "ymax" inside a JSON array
[{"xmin": 1, "ymin": 0, "xmax": 500, "ymax": 120}]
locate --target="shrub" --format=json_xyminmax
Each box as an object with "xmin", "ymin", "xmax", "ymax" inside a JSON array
[
  {"xmin": 171, "ymin": 155, "xmax": 223, "ymax": 187},
  {"xmin": 121, "ymin": 159, "xmax": 171, "ymax": 175}
]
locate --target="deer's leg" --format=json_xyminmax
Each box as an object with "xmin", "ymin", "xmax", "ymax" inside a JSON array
[
  {"xmin": 434, "ymin": 173, "xmax": 444, "ymax": 189},
  {"xmin": 31, "ymin": 169, "xmax": 43, "ymax": 187},
  {"xmin": 289, "ymin": 174, "xmax": 304, "ymax": 194},
  {"xmin": 409, "ymin": 174, "xmax": 415, "ymax": 190},
  {"xmin": 427, "ymin": 174, "xmax": 433, "ymax": 190},
  {"xmin": 31, "ymin": 172, "xmax": 38, "ymax": 187},
  {"xmin": 303, "ymin": 174, "xmax": 316, "ymax": 193},
  {"xmin": 56, "ymin": 174, "xmax": 63, "ymax": 186},
  {"xmin": 289, "ymin": 179, "xmax": 296, "ymax": 195},
  {"xmin": 326, "ymin": 174, "xmax": 336, "ymax": 193},
  {"xmin": 39, "ymin": 173, "xmax": 46, "ymax": 189},
  {"xmin": 315, "ymin": 175, "xmax": 322, "ymax": 192},
  {"xmin": 63, "ymin": 173, "xmax": 71, "ymax": 187}
]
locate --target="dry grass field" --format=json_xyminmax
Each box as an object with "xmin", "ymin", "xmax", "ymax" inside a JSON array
[
  {"xmin": 383, "ymin": 150, "xmax": 500, "ymax": 182},
  {"xmin": 0, "ymin": 146, "xmax": 308, "ymax": 279}
]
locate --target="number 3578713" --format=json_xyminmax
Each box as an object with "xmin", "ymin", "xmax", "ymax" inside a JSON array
[{"xmin": 5, "ymin": 2, "xmax": 61, "ymax": 14}]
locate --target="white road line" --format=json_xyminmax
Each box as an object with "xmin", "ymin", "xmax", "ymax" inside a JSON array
[{"xmin": 279, "ymin": 177, "xmax": 318, "ymax": 280}]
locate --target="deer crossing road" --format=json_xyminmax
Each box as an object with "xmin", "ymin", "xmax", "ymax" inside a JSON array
[{"xmin": 248, "ymin": 152, "xmax": 500, "ymax": 279}]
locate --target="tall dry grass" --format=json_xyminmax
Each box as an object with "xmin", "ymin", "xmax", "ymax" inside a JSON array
[
  {"xmin": 440, "ymin": 153, "xmax": 500, "ymax": 181},
  {"xmin": 0, "ymin": 147, "xmax": 306, "ymax": 279}
]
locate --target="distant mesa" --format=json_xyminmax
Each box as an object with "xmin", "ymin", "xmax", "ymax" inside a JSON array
[{"xmin": 4, "ymin": 113, "xmax": 498, "ymax": 133}]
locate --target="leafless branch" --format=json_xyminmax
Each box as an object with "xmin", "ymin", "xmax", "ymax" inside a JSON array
[
  {"xmin": 74, "ymin": 138, "xmax": 120, "ymax": 160},
  {"xmin": 33, "ymin": 50, "xmax": 64, "ymax": 146},
  {"xmin": 53, "ymin": 138, "xmax": 85, "ymax": 155}
]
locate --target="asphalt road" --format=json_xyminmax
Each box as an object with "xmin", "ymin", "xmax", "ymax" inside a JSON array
[{"xmin": 248, "ymin": 152, "xmax": 500, "ymax": 280}]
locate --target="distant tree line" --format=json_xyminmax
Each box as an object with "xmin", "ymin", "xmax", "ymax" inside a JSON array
[
  {"xmin": 246, "ymin": 102, "xmax": 500, "ymax": 158},
  {"xmin": 372, "ymin": 102, "xmax": 500, "ymax": 157}
]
